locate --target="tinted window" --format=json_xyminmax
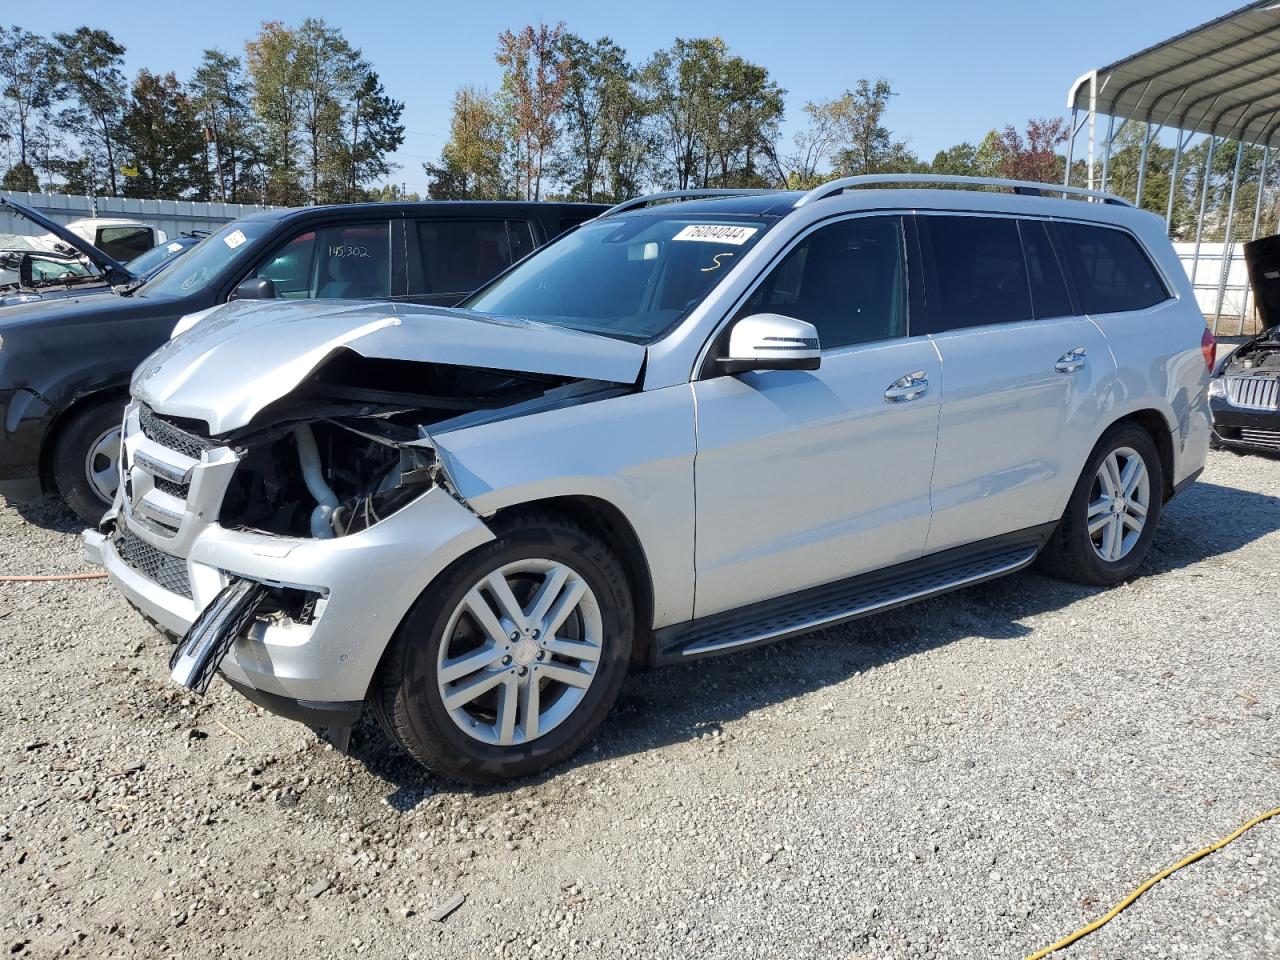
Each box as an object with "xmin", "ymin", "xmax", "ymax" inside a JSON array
[
  {"xmin": 417, "ymin": 219, "xmax": 534, "ymax": 296},
  {"xmin": 920, "ymin": 216, "xmax": 1032, "ymax": 331},
  {"xmin": 1019, "ymin": 220, "xmax": 1073, "ymax": 319},
  {"xmin": 255, "ymin": 221, "xmax": 392, "ymax": 300},
  {"xmin": 466, "ymin": 215, "xmax": 771, "ymax": 343},
  {"xmin": 740, "ymin": 216, "xmax": 906, "ymax": 349},
  {"xmin": 1054, "ymin": 222, "xmax": 1169, "ymax": 314},
  {"xmin": 98, "ymin": 225, "xmax": 154, "ymax": 261}
]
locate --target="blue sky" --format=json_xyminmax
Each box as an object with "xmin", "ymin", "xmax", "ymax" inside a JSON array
[{"xmin": 10, "ymin": 0, "xmax": 1227, "ymax": 194}]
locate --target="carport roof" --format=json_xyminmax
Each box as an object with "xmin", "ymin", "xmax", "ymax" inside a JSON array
[{"xmin": 1068, "ymin": 1, "xmax": 1280, "ymax": 146}]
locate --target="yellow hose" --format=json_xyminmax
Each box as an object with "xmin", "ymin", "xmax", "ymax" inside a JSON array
[{"xmin": 1026, "ymin": 805, "xmax": 1280, "ymax": 960}]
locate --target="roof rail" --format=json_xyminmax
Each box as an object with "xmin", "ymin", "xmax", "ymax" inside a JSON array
[
  {"xmin": 599, "ymin": 188, "xmax": 782, "ymax": 218},
  {"xmin": 794, "ymin": 174, "xmax": 1133, "ymax": 208}
]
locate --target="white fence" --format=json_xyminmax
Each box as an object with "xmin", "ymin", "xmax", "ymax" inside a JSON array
[
  {"xmin": 1172, "ymin": 241, "xmax": 1260, "ymax": 337},
  {"xmin": 0, "ymin": 190, "xmax": 276, "ymax": 241}
]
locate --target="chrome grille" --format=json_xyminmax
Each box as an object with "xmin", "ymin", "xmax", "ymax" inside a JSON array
[
  {"xmin": 114, "ymin": 528, "xmax": 192, "ymax": 599},
  {"xmin": 152, "ymin": 475, "xmax": 189, "ymax": 499},
  {"xmin": 1238, "ymin": 427, "xmax": 1280, "ymax": 450},
  {"xmin": 138, "ymin": 404, "xmax": 213, "ymax": 459},
  {"xmin": 1224, "ymin": 375, "xmax": 1280, "ymax": 411}
]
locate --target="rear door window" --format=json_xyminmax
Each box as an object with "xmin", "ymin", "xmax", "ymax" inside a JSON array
[
  {"xmin": 918, "ymin": 215, "xmax": 1032, "ymax": 332},
  {"xmin": 416, "ymin": 219, "xmax": 535, "ymax": 298},
  {"xmin": 1053, "ymin": 221, "xmax": 1170, "ymax": 314},
  {"xmin": 1019, "ymin": 219, "xmax": 1074, "ymax": 319},
  {"xmin": 98, "ymin": 225, "xmax": 154, "ymax": 261},
  {"xmin": 253, "ymin": 221, "xmax": 392, "ymax": 300}
]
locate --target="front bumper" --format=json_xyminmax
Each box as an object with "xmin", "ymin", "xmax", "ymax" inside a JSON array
[
  {"xmin": 84, "ymin": 408, "xmax": 494, "ymax": 706},
  {"xmin": 1209, "ymin": 395, "xmax": 1280, "ymax": 453}
]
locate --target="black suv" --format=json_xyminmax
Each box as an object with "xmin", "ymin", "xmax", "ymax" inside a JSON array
[{"xmin": 0, "ymin": 200, "xmax": 604, "ymax": 522}]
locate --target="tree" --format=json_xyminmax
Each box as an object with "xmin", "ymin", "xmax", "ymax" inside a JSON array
[
  {"xmin": 337, "ymin": 66, "xmax": 404, "ymax": 202},
  {"xmin": 118, "ymin": 69, "xmax": 209, "ymax": 200},
  {"xmin": 1, "ymin": 162, "xmax": 39, "ymax": 191},
  {"xmin": 426, "ymin": 85, "xmax": 508, "ymax": 199},
  {"xmin": 555, "ymin": 34, "xmax": 630, "ymax": 201},
  {"xmin": 929, "ymin": 142, "xmax": 981, "ymax": 177},
  {"xmin": 829, "ymin": 79, "xmax": 917, "ymax": 176},
  {"xmin": 496, "ymin": 22, "xmax": 571, "ymax": 200},
  {"xmin": 643, "ymin": 37, "xmax": 782, "ymax": 190},
  {"xmin": 0, "ymin": 27, "xmax": 56, "ymax": 173},
  {"xmin": 995, "ymin": 117, "xmax": 1068, "ymax": 183},
  {"xmin": 190, "ymin": 49, "xmax": 262, "ymax": 202},
  {"xmin": 246, "ymin": 21, "xmax": 306, "ymax": 204},
  {"xmin": 778, "ymin": 98, "xmax": 848, "ymax": 188},
  {"xmin": 52, "ymin": 27, "xmax": 128, "ymax": 197}
]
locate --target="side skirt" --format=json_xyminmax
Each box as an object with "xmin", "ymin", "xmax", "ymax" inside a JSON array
[{"xmin": 653, "ymin": 523, "xmax": 1057, "ymax": 665}]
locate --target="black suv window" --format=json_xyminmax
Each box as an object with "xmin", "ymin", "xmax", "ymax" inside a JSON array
[
  {"xmin": 1019, "ymin": 219, "xmax": 1073, "ymax": 320},
  {"xmin": 1053, "ymin": 221, "xmax": 1170, "ymax": 315},
  {"xmin": 98, "ymin": 225, "xmax": 154, "ymax": 261},
  {"xmin": 255, "ymin": 221, "xmax": 392, "ymax": 300},
  {"xmin": 417, "ymin": 219, "xmax": 535, "ymax": 297},
  {"xmin": 741, "ymin": 215, "xmax": 906, "ymax": 350},
  {"xmin": 919, "ymin": 215, "xmax": 1032, "ymax": 331}
]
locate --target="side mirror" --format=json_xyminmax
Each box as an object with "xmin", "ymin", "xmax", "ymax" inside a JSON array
[
  {"xmin": 231, "ymin": 277, "xmax": 277, "ymax": 301},
  {"xmin": 719, "ymin": 313, "xmax": 821, "ymax": 374}
]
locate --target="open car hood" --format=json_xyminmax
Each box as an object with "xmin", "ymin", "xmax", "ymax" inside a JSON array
[
  {"xmin": 132, "ymin": 300, "xmax": 647, "ymax": 434},
  {"xmin": 0, "ymin": 196, "xmax": 134, "ymax": 285}
]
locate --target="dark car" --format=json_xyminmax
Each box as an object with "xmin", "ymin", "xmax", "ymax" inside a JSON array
[
  {"xmin": 1209, "ymin": 232, "xmax": 1280, "ymax": 454},
  {"xmin": 1, "ymin": 232, "xmax": 207, "ymax": 309},
  {"xmin": 0, "ymin": 200, "xmax": 605, "ymax": 522}
]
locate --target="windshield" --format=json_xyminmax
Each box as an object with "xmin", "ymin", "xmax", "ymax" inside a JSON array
[
  {"xmin": 464, "ymin": 214, "xmax": 772, "ymax": 342},
  {"xmin": 125, "ymin": 239, "xmax": 193, "ymax": 279},
  {"xmin": 139, "ymin": 220, "xmax": 271, "ymax": 298}
]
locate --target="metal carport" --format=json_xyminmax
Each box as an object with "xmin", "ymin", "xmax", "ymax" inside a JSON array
[{"xmin": 1065, "ymin": 1, "xmax": 1280, "ymax": 334}]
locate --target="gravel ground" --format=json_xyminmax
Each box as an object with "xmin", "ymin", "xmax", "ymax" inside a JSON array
[{"xmin": 0, "ymin": 449, "xmax": 1276, "ymax": 960}]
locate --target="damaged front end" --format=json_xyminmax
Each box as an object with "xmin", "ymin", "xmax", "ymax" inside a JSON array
[
  {"xmin": 89, "ymin": 300, "xmax": 644, "ymax": 742},
  {"xmin": 214, "ymin": 351, "xmax": 581, "ymax": 540}
]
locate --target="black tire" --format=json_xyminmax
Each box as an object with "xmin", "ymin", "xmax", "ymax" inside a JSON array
[
  {"xmin": 372, "ymin": 510, "xmax": 634, "ymax": 785},
  {"xmin": 50, "ymin": 399, "xmax": 126, "ymax": 526},
  {"xmin": 1037, "ymin": 422, "xmax": 1164, "ymax": 587}
]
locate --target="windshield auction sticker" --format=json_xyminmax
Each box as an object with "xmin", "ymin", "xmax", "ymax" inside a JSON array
[
  {"xmin": 223, "ymin": 229, "xmax": 247, "ymax": 249},
  {"xmin": 672, "ymin": 224, "xmax": 759, "ymax": 245}
]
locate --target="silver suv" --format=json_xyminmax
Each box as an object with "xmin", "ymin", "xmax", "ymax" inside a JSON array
[{"xmin": 85, "ymin": 175, "xmax": 1214, "ymax": 783}]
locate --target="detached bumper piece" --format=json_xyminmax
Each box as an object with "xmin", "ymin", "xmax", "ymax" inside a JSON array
[{"xmin": 170, "ymin": 578, "xmax": 269, "ymax": 694}]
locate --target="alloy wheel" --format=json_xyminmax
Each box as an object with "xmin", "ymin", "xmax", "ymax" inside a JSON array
[
  {"xmin": 436, "ymin": 558, "xmax": 603, "ymax": 747},
  {"xmin": 1087, "ymin": 445, "xmax": 1150, "ymax": 562}
]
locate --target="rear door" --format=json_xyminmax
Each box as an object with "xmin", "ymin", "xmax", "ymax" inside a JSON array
[
  {"xmin": 919, "ymin": 214, "xmax": 1116, "ymax": 553},
  {"xmin": 406, "ymin": 218, "xmax": 536, "ymax": 306}
]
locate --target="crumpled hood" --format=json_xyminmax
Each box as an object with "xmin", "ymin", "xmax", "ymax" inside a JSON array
[{"xmin": 131, "ymin": 299, "xmax": 646, "ymax": 434}]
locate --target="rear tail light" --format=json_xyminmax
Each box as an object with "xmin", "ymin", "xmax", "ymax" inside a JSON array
[{"xmin": 1201, "ymin": 328, "xmax": 1217, "ymax": 372}]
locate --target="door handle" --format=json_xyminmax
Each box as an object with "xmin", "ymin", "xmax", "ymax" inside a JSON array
[
  {"xmin": 885, "ymin": 371, "xmax": 929, "ymax": 402},
  {"xmin": 1055, "ymin": 347, "xmax": 1087, "ymax": 374}
]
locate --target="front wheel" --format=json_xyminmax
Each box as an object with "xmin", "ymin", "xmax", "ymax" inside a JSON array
[
  {"xmin": 1037, "ymin": 423, "xmax": 1164, "ymax": 586},
  {"xmin": 373, "ymin": 512, "xmax": 633, "ymax": 784},
  {"xmin": 51, "ymin": 399, "xmax": 125, "ymax": 526}
]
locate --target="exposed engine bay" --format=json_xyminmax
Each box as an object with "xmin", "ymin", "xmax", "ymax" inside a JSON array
[
  {"xmin": 205, "ymin": 350, "xmax": 625, "ymax": 539},
  {"xmin": 1220, "ymin": 326, "xmax": 1280, "ymax": 378}
]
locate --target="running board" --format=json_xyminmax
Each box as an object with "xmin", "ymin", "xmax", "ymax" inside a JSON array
[{"xmin": 653, "ymin": 524, "xmax": 1055, "ymax": 664}]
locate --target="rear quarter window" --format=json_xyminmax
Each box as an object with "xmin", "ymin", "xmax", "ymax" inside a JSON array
[{"xmin": 1053, "ymin": 222, "xmax": 1170, "ymax": 315}]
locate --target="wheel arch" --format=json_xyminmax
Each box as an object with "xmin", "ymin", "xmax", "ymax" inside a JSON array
[
  {"xmin": 37, "ymin": 387, "xmax": 130, "ymax": 495},
  {"xmin": 490, "ymin": 495, "xmax": 657, "ymax": 668}
]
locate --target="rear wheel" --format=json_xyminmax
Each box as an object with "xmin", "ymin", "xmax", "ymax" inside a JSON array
[
  {"xmin": 373, "ymin": 512, "xmax": 633, "ymax": 784},
  {"xmin": 51, "ymin": 399, "xmax": 125, "ymax": 526},
  {"xmin": 1037, "ymin": 423, "xmax": 1164, "ymax": 586}
]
